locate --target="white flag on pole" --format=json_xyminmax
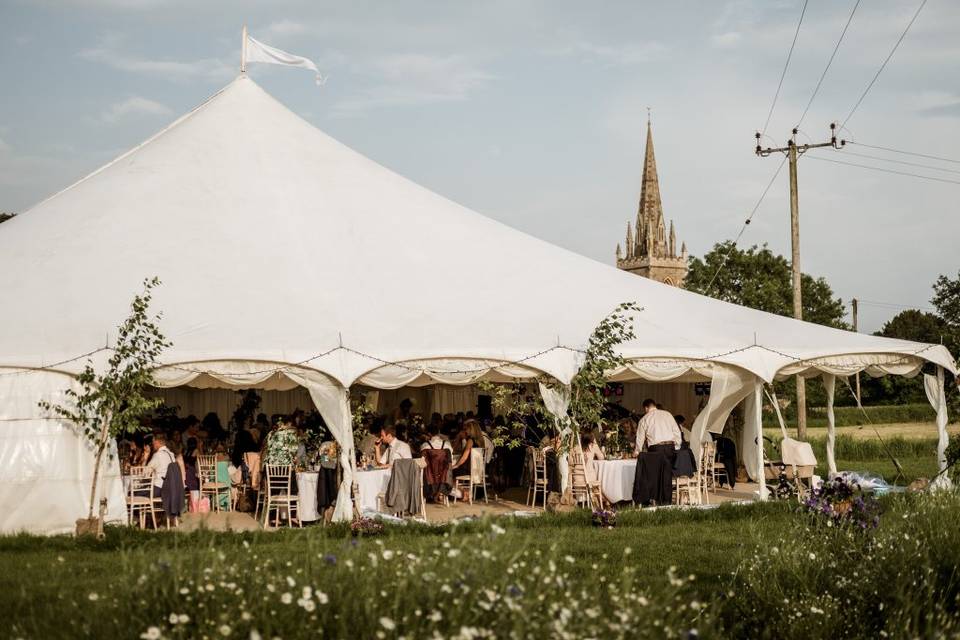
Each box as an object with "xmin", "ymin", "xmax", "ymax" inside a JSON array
[{"xmin": 244, "ymin": 34, "xmax": 326, "ymax": 86}]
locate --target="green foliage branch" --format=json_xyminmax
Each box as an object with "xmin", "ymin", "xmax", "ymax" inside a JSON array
[
  {"xmin": 480, "ymin": 302, "xmax": 641, "ymax": 453},
  {"xmin": 39, "ymin": 277, "xmax": 171, "ymax": 521}
]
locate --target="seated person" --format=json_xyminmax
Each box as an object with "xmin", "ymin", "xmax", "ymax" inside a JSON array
[
  {"xmin": 420, "ymin": 423, "xmax": 453, "ymax": 453},
  {"xmin": 375, "ymin": 425, "xmax": 412, "ymax": 468},
  {"xmin": 451, "ymin": 419, "xmax": 481, "ymax": 477},
  {"xmin": 581, "ymin": 432, "xmax": 605, "ymax": 485},
  {"xmin": 359, "ymin": 422, "xmax": 380, "ymax": 462},
  {"xmin": 675, "ymin": 415, "xmax": 691, "ymax": 445}
]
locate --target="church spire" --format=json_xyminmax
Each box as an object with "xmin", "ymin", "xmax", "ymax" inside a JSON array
[
  {"xmin": 614, "ymin": 114, "xmax": 688, "ymax": 287},
  {"xmin": 637, "ymin": 117, "xmax": 665, "ymax": 257}
]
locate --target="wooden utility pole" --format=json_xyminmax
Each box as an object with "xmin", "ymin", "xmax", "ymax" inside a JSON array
[
  {"xmin": 756, "ymin": 124, "xmax": 844, "ymax": 440},
  {"xmin": 851, "ymin": 298, "xmax": 861, "ymax": 403}
]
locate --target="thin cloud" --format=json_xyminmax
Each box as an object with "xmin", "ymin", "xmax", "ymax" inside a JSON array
[
  {"xmin": 332, "ymin": 53, "xmax": 495, "ymax": 116},
  {"xmin": 914, "ymin": 92, "xmax": 960, "ymax": 118},
  {"xmin": 711, "ymin": 32, "xmax": 742, "ymax": 48},
  {"xmin": 77, "ymin": 35, "xmax": 233, "ymax": 81},
  {"xmin": 544, "ymin": 40, "xmax": 667, "ymax": 66},
  {"xmin": 97, "ymin": 96, "xmax": 172, "ymax": 124},
  {"xmin": 260, "ymin": 19, "xmax": 309, "ymax": 39}
]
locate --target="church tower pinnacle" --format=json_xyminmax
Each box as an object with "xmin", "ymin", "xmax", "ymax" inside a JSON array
[{"xmin": 614, "ymin": 117, "xmax": 688, "ymax": 287}]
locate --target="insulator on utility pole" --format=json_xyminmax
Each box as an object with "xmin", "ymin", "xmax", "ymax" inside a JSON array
[{"xmin": 755, "ymin": 124, "xmax": 844, "ymax": 441}]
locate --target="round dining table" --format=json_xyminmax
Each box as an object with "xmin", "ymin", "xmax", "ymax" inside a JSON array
[
  {"xmin": 354, "ymin": 468, "xmax": 391, "ymax": 512},
  {"xmin": 297, "ymin": 471, "xmax": 320, "ymax": 522},
  {"xmin": 595, "ymin": 458, "xmax": 638, "ymax": 504}
]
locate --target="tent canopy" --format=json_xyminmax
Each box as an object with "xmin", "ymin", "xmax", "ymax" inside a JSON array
[{"xmin": 0, "ymin": 75, "xmax": 954, "ymax": 387}]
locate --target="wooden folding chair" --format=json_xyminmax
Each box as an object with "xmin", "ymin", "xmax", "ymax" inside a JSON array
[
  {"xmin": 263, "ymin": 464, "xmax": 301, "ymax": 528},
  {"xmin": 454, "ymin": 448, "xmax": 488, "ymax": 505},
  {"xmin": 198, "ymin": 454, "xmax": 232, "ymax": 513},
  {"xmin": 526, "ymin": 446, "xmax": 548, "ymax": 508},
  {"xmin": 569, "ymin": 449, "xmax": 592, "ymax": 509},
  {"xmin": 127, "ymin": 469, "xmax": 158, "ymax": 529},
  {"xmin": 377, "ymin": 459, "xmax": 428, "ymax": 520}
]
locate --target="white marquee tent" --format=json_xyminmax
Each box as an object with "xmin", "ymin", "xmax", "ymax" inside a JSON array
[{"xmin": 0, "ymin": 75, "xmax": 955, "ymax": 534}]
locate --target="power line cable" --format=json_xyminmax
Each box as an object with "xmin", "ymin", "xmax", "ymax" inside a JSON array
[
  {"xmin": 803, "ymin": 154, "xmax": 960, "ymax": 185},
  {"xmin": 796, "ymin": 0, "xmax": 862, "ymax": 128},
  {"xmin": 762, "ymin": 0, "xmax": 809, "ymax": 135},
  {"xmin": 703, "ymin": 156, "xmax": 788, "ymax": 294},
  {"xmin": 837, "ymin": 150, "xmax": 960, "ymax": 175},
  {"xmin": 840, "ymin": 0, "xmax": 928, "ymax": 127},
  {"xmin": 847, "ymin": 141, "xmax": 960, "ymax": 165},
  {"xmin": 857, "ymin": 299, "xmax": 937, "ymax": 312}
]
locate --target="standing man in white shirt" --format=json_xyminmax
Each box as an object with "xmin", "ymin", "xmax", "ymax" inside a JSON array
[
  {"xmin": 375, "ymin": 425, "xmax": 413, "ymax": 468},
  {"xmin": 146, "ymin": 433, "xmax": 177, "ymax": 498},
  {"xmin": 635, "ymin": 399, "xmax": 682, "ymax": 467},
  {"xmin": 632, "ymin": 399, "xmax": 683, "ymax": 506}
]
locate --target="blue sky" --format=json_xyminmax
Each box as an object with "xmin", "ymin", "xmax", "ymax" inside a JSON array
[{"xmin": 1, "ymin": 0, "xmax": 958, "ymax": 332}]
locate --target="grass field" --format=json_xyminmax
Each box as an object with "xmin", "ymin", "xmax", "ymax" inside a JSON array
[
  {"xmin": 4, "ymin": 492, "xmax": 960, "ymax": 639},
  {"xmin": 2, "ymin": 415, "xmax": 954, "ymax": 638},
  {"xmin": 1, "ymin": 504, "xmax": 792, "ymax": 639},
  {"xmin": 761, "ymin": 427, "xmax": 945, "ymax": 484}
]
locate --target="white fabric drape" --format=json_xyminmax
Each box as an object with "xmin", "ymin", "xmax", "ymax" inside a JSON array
[
  {"xmin": 359, "ymin": 389, "xmax": 379, "ymax": 413},
  {"xmin": 357, "ymin": 359, "xmax": 541, "ymax": 390},
  {"xmin": 775, "ymin": 354, "xmax": 924, "ymax": 380},
  {"xmin": 288, "ymin": 374, "xmax": 355, "ymax": 521},
  {"xmin": 824, "ymin": 374, "xmax": 838, "ymax": 477},
  {"xmin": 607, "ymin": 360, "xmax": 714, "ymax": 383},
  {"xmin": 743, "ymin": 381, "xmax": 766, "ymax": 498},
  {"xmin": 690, "ymin": 365, "xmax": 755, "ymax": 462},
  {"xmin": 924, "ymin": 367, "xmax": 952, "ymax": 489},
  {"xmin": 0, "ymin": 370, "xmax": 127, "ymax": 534},
  {"xmin": 538, "ymin": 382, "xmax": 571, "ymax": 493},
  {"xmin": 146, "ymin": 386, "xmax": 315, "ymax": 421},
  {"xmin": 431, "ymin": 385, "xmax": 480, "ymax": 416},
  {"xmin": 740, "ymin": 380, "xmax": 763, "ymax": 483},
  {"xmin": 153, "ymin": 362, "xmax": 356, "ymax": 522}
]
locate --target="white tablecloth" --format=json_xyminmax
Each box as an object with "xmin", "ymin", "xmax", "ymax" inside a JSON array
[
  {"xmin": 355, "ymin": 469, "xmax": 391, "ymax": 512},
  {"xmin": 596, "ymin": 459, "xmax": 637, "ymax": 503},
  {"xmin": 297, "ymin": 471, "xmax": 319, "ymax": 522}
]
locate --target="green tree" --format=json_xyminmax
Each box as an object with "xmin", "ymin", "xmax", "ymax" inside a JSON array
[
  {"xmin": 859, "ymin": 310, "xmax": 950, "ymax": 405},
  {"xmin": 686, "ymin": 241, "xmax": 847, "ymax": 328},
  {"xmin": 931, "ymin": 271, "xmax": 960, "ymax": 417},
  {"xmin": 879, "ymin": 309, "xmax": 950, "ymax": 344},
  {"xmin": 932, "ymin": 271, "xmax": 960, "ymax": 357},
  {"xmin": 0, "ymin": 212, "xmax": 15, "ymax": 224},
  {"xmin": 479, "ymin": 303, "xmax": 641, "ymax": 452},
  {"xmin": 566, "ymin": 302, "xmax": 640, "ymax": 441},
  {"xmin": 40, "ymin": 277, "xmax": 170, "ymax": 535}
]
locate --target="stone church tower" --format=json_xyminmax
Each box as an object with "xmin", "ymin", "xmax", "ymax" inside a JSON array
[{"xmin": 615, "ymin": 120, "xmax": 688, "ymax": 287}]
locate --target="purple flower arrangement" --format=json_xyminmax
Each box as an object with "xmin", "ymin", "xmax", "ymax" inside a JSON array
[
  {"xmin": 350, "ymin": 516, "xmax": 385, "ymax": 537},
  {"xmin": 591, "ymin": 509, "xmax": 618, "ymax": 529},
  {"xmin": 802, "ymin": 476, "xmax": 881, "ymax": 530}
]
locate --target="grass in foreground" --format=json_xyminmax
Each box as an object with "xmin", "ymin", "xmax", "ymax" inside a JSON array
[{"xmin": 4, "ymin": 491, "xmax": 960, "ymax": 639}]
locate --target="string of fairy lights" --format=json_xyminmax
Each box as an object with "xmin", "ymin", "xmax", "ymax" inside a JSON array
[{"xmin": 0, "ymin": 339, "xmax": 944, "ymax": 382}]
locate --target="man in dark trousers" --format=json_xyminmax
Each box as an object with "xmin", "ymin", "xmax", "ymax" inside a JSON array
[{"xmin": 632, "ymin": 399, "xmax": 682, "ymax": 506}]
